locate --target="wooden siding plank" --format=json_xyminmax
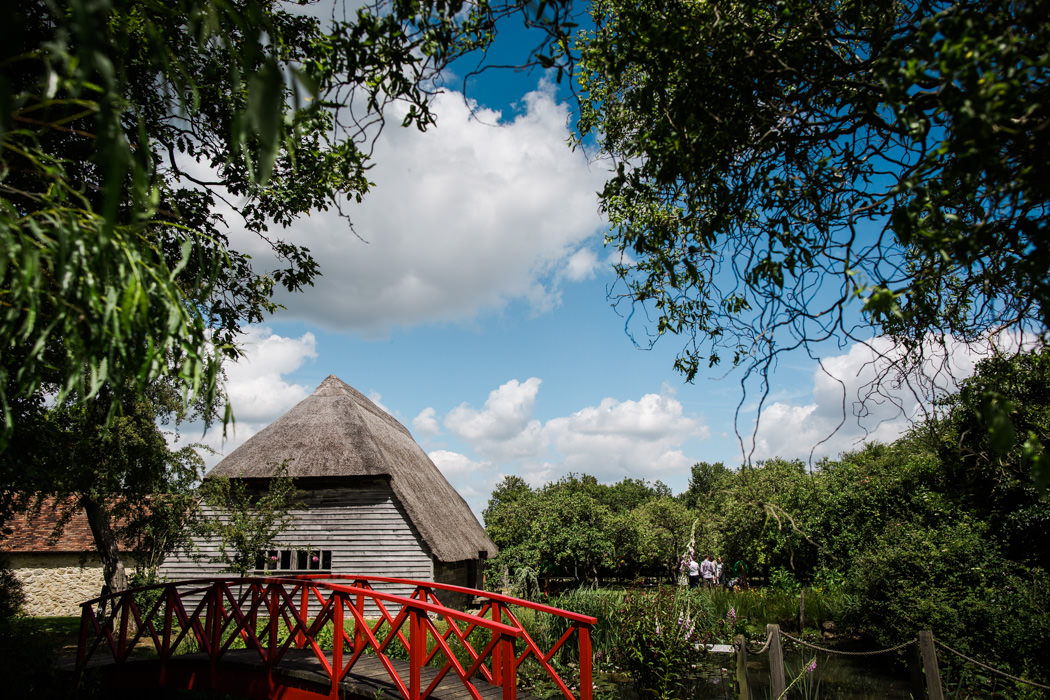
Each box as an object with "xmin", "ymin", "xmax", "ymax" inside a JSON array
[{"xmin": 158, "ymin": 483, "xmax": 434, "ymax": 616}]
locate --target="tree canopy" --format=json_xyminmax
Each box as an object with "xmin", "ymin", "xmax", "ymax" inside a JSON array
[
  {"xmin": 0, "ymin": 0, "xmax": 575, "ymax": 450},
  {"xmin": 0, "ymin": 0, "xmax": 577, "ymax": 590},
  {"xmin": 481, "ymin": 350, "xmax": 1050, "ymax": 682},
  {"xmin": 575, "ymin": 0, "xmax": 1049, "ymax": 401}
]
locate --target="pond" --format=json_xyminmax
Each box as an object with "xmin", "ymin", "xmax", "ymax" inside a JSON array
[{"xmin": 584, "ymin": 643, "xmax": 915, "ymax": 699}]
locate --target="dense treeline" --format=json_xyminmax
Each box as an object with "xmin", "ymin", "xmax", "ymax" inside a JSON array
[{"xmin": 484, "ymin": 350, "xmax": 1050, "ymax": 683}]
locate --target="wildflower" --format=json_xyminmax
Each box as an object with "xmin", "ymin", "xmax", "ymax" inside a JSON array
[
  {"xmin": 807, "ymin": 659, "xmax": 817, "ymax": 673},
  {"xmin": 655, "ymin": 622, "xmax": 662, "ymax": 635}
]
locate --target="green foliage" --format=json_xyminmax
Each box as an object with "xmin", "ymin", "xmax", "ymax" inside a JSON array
[
  {"xmin": 927, "ymin": 350, "xmax": 1050, "ymax": 559},
  {"xmin": 845, "ymin": 517, "xmax": 992, "ymax": 643},
  {"xmin": 574, "ymin": 0, "xmax": 1050, "ymax": 406},
  {"xmin": 482, "ymin": 351, "xmax": 1050, "ymax": 685},
  {"xmin": 0, "ymin": 0, "xmax": 577, "ymax": 454},
  {"xmin": 532, "ymin": 484, "xmax": 614, "ymax": 582},
  {"xmin": 195, "ymin": 464, "xmax": 299, "ymax": 576},
  {"xmin": 484, "ymin": 474, "xmax": 692, "ymax": 584},
  {"xmin": 693, "ymin": 458, "xmax": 820, "ymax": 576},
  {"xmin": 1, "ymin": 377, "xmax": 209, "ymax": 591},
  {"xmin": 0, "ymin": 616, "xmax": 75, "ymax": 697},
  {"xmin": 679, "ymin": 461, "xmax": 732, "ymax": 509},
  {"xmin": 631, "ymin": 496, "xmax": 696, "ymax": 579},
  {"xmin": 537, "ymin": 587, "xmax": 627, "ymax": 663},
  {"xmin": 612, "ymin": 586, "xmax": 715, "ymax": 699}
]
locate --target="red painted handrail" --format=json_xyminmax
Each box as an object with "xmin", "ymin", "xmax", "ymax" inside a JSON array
[{"xmin": 76, "ymin": 575, "xmax": 596, "ymax": 700}]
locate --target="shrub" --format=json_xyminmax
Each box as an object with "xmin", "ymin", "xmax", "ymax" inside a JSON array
[{"xmin": 611, "ymin": 586, "xmax": 716, "ymax": 699}]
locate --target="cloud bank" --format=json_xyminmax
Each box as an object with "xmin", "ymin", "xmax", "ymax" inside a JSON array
[
  {"xmin": 260, "ymin": 84, "xmax": 607, "ymax": 333},
  {"xmin": 746, "ymin": 336, "xmax": 1008, "ymax": 462},
  {"xmin": 426, "ymin": 378, "xmax": 710, "ymax": 511}
]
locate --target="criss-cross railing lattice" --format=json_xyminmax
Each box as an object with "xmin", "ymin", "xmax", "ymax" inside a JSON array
[{"xmin": 77, "ymin": 575, "xmax": 596, "ymax": 700}]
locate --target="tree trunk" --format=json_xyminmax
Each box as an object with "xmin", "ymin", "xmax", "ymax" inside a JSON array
[{"xmin": 82, "ymin": 495, "xmax": 128, "ymax": 595}]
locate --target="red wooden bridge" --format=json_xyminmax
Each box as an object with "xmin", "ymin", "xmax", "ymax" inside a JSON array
[{"xmin": 75, "ymin": 575, "xmax": 596, "ymax": 700}]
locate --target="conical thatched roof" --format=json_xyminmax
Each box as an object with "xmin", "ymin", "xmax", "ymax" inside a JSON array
[{"xmin": 209, "ymin": 375, "xmax": 495, "ymax": 563}]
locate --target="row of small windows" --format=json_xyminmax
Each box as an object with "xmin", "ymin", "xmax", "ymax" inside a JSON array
[{"xmin": 254, "ymin": 547, "xmax": 332, "ymax": 574}]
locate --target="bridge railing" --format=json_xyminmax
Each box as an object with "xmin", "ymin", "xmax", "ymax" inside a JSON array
[{"xmin": 76, "ymin": 575, "xmax": 597, "ymax": 700}]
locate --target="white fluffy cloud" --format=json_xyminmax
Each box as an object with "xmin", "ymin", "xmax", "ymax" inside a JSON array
[
  {"xmin": 412, "ymin": 407, "xmax": 441, "ymax": 438},
  {"xmin": 223, "ymin": 327, "xmax": 318, "ymax": 423},
  {"xmin": 563, "ymin": 248, "xmax": 600, "ymax": 282},
  {"xmin": 545, "ymin": 390, "xmax": 708, "ymax": 478},
  {"xmin": 747, "ymin": 336, "xmax": 1007, "ymax": 462},
  {"xmin": 445, "ymin": 378, "xmax": 544, "ymax": 458},
  {"xmin": 194, "ymin": 327, "xmax": 318, "ymax": 465},
  {"xmin": 429, "ymin": 449, "xmax": 492, "ymax": 477},
  {"xmin": 437, "ymin": 378, "xmax": 708, "ymax": 485},
  {"xmin": 262, "ymin": 84, "xmax": 607, "ymax": 332}
]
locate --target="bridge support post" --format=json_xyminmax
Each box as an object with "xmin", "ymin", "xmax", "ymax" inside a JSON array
[
  {"xmin": 207, "ymin": 583, "xmax": 223, "ymax": 690},
  {"xmin": 579, "ymin": 623, "xmax": 593, "ymax": 700},
  {"xmin": 355, "ymin": 585, "xmax": 366, "ymax": 655},
  {"xmin": 499, "ymin": 632, "xmax": 517, "ymax": 700},
  {"xmin": 410, "ymin": 606, "xmax": 425, "ymax": 700},
  {"xmin": 298, "ymin": 584, "xmax": 309, "ymax": 648},
  {"xmin": 119, "ymin": 592, "xmax": 131, "ymax": 660},
  {"xmin": 76, "ymin": 604, "xmax": 91, "ymax": 671},
  {"xmin": 332, "ymin": 593, "xmax": 344, "ymax": 696},
  {"xmin": 491, "ymin": 602, "xmax": 503, "ymax": 687}
]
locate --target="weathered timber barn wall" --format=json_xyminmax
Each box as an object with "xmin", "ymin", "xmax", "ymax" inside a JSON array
[
  {"xmin": 163, "ymin": 375, "xmax": 495, "ymax": 612},
  {"xmin": 159, "ymin": 479, "xmax": 434, "ymax": 606}
]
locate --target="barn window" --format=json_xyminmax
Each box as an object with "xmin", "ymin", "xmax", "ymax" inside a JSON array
[{"xmin": 255, "ymin": 547, "xmax": 332, "ymax": 574}]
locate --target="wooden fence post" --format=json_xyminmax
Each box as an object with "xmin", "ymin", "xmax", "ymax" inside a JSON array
[
  {"xmin": 918, "ymin": 630, "xmax": 945, "ymax": 700},
  {"xmin": 910, "ymin": 636, "xmax": 925, "ymax": 700},
  {"xmin": 733, "ymin": 634, "xmax": 749, "ymax": 700},
  {"xmin": 767, "ymin": 624, "xmax": 786, "ymax": 699}
]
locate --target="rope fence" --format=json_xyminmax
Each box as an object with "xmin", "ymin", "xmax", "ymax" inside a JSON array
[
  {"xmin": 781, "ymin": 630, "xmax": 917, "ymax": 657},
  {"xmin": 726, "ymin": 625, "xmax": 1048, "ymax": 700},
  {"xmin": 745, "ymin": 633, "xmax": 772, "ymax": 655},
  {"xmin": 935, "ymin": 639, "xmax": 1050, "ymax": 692}
]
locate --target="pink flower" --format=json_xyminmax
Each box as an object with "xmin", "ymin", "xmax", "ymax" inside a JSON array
[{"xmin": 807, "ymin": 660, "xmax": 817, "ymax": 673}]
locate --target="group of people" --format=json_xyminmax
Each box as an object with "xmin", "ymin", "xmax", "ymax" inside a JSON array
[{"xmin": 683, "ymin": 553, "xmax": 747, "ymax": 589}]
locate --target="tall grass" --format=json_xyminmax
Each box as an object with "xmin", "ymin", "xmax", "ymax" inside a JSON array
[{"xmin": 705, "ymin": 587, "xmax": 851, "ymax": 637}]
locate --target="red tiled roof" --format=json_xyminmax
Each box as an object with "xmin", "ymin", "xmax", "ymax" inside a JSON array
[{"xmin": 1, "ymin": 497, "xmax": 96, "ymax": 553}]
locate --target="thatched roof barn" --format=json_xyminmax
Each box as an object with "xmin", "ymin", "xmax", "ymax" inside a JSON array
[{"xmin": 159, "ymin": 375, "xmax": 495, "ymax": 607}]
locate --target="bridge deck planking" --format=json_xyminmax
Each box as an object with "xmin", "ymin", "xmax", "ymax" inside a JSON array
[{"xmin": 80, "ymin": 649, "xmax": 540, "ymax": 700}]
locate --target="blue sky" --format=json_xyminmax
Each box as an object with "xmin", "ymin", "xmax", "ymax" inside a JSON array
[{"xmin": 183, "ymin": 2, "xmax": 989, "ymax": 518}]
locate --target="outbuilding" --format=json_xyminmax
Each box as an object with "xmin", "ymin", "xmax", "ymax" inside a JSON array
[
  {"xmin": 0, "ymin": 498, "xmax": 126, "ymax": 616},
  {"xmin": 159, "ymin": 375, "xmax": 496, "ymax": 608}
]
